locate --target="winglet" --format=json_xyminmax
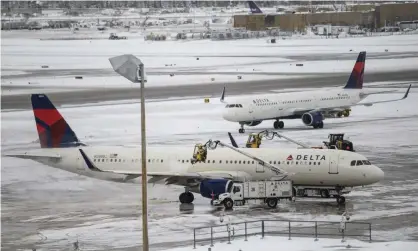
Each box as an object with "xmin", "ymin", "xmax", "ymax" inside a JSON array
[
  {"xmin": 79, "ymin": 149, "xmax": 102, "ymax": 172},
  {"xmin": 227, "ymin": 132, "xmax": 239, "ymax": 148},
  {"xmin": 403, "ymin": 84, "xmax": 412, "ymax": 99},
  {"xmin": 220, "ymin": 86, "xmax": 226, "ymax": 103}
]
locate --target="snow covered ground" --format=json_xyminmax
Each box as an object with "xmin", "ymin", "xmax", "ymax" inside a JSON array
[
  {"xmin": 171, "ymin": 235, "xmax": 418, "ymax": 251},
  {"xmin": 2, "ymin": 84, "xmax": 418, "ymax": 250},
  {"xmin": 2, "ymin": 32, "xmax": 418, "ymax": 94}
]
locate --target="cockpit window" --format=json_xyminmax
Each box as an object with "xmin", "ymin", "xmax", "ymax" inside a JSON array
[
  {"xmin": 351, "ymin": 160, "xmax": 372, "ymax": 166},
  {"xmin": 225, "ymin": 104, "xmax": 243, "ymax": 108}
]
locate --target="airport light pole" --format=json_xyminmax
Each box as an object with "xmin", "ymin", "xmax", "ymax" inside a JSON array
[
  {"xmin": 109, "ymin": 54, "xmax": 149, "ymax": 251},
  {"xmin": 139, "ymin": 62, "xmax": 149, "ymax": 251}
]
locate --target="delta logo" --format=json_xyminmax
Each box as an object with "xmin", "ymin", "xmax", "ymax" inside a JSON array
[{"xmin": 286, "ymin": 154, "xmax": 326, "ymax": 161}]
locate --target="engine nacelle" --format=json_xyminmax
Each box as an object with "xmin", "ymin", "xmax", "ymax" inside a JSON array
[
  {"xmin": 244, "ymin": 120, "xmax": 262, "ymax": 126},
  {"xmin": 199, "ymin": 179, "xmax": 233, "ymax": 199},
  {"xmin": 302, "ymin": 111, "xmax": 323, "ymax": 126}
]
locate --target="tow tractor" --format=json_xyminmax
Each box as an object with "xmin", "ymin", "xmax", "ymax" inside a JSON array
[
  {"xmin": 212, "ymin": 180, "xmax": 293, "ymax": 210},
  {"xmin": 323, "ymin": 133, "xmax": 354, "ymax": 151}
]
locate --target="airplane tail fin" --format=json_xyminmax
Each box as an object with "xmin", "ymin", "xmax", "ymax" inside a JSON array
[
  {"xmin": 31, "ymin": 94, "xmax": 84, "ymax": 148},
  {"xmin": 248, "ymin": 1, "xmax": 262, "ymax": 14},
  {"xmin": 343, "ymin": 51, "xmax": 366, "ymax": 89}
]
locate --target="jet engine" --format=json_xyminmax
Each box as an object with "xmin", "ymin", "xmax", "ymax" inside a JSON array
[
  {"xmin": 302, "ymin": 111, "xmax": 324, "ymax": 127},
  {"xmin": 199, "ymin": 179, "xmax": 233, "ymax": 199},
  {"xmin": 243, "ymin": 121, "xmax": 262, "ymax": 126}
]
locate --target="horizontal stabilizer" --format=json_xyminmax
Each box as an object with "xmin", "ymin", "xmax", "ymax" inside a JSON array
[{"xmin": 5, "ymin": 152, "xmax": 61, "ymax": 160}]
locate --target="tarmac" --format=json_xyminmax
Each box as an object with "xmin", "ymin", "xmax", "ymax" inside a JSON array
[{"xmin": 2, "ymin": 69, "xmax": 418, "ymax": 110}]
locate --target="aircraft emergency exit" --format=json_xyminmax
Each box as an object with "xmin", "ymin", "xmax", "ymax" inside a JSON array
[
  {"xmin": 6, "ymin": 94, "xmax": 384, "ymax": 206},
  {"xmin": 221, "ymin": 51, "xmax": 412, "ymax": 133}
]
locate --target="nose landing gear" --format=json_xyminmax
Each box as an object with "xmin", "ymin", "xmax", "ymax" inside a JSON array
[{"xmin": 239, "ymin": 124, "xmax": 245, "ymax": 134}]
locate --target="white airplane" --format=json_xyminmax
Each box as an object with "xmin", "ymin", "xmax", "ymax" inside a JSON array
[
  {"xmin": 221, "ymin": 51, "xmax": 412, "ymax": 133},
  {"xmin": 5, "ymin": 94, "xmax": 384, "ymax": 206}
]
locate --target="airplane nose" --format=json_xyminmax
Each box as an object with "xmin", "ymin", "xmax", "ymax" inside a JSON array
[
  {"xmin": 222, "ymin": 109, "xmax": 233, "ymax": 121},
  {"xmin": 372, "ymin": 166, "xmax": 384, "ymax": 183}
]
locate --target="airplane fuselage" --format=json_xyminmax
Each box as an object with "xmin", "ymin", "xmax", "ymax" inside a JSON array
[
  {"xmin": 222, "ymin": 88, "xmax": 364, "ymax": 122},
  {"xmin": 19, "ymin": 145, "xmax": 384, "ymax": 189}
]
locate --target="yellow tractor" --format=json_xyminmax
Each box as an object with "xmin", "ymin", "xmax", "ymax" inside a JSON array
[
  {"xmin": 191, "ymin": 143, "xmax": 208, "ymax": 164},
  {"xmin": 337, "ymin": 109, "xmax": 351, "ymax": 117},
  {"xmin": 245, "ymin": 133, "xmax": 263, "ymax": 148}
]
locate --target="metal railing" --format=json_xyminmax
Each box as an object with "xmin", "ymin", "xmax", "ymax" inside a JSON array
[{"xmin": 193, "ymin": 220, "xmax": 372, "ymax": 248}]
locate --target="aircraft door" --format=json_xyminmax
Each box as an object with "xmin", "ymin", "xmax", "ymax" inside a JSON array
[
  {"xmin": 256, "ymin": 161, "xmax": 265, "ymax": 173},
  {"xmin": 248, "ymin": 104, "xmax": 255, "ymax": 119},
  {"xmin": 329, "ymin": 153, "xmax": 339, "ymax": 174}
]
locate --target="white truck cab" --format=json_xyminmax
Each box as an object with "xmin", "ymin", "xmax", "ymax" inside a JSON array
[{"xmin": 213, "ymin": 180, "xmax": 293, "ymax": 210}]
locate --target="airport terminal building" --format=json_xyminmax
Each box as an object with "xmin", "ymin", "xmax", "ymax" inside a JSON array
[{"xmin": 233, "ymin": 2, "xmax": 418, "ymax": 32}]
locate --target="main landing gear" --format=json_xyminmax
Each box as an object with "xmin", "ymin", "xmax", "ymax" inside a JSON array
[
  {"xmin": 335, "ymin": 187, "xmax": 346, "ymax": 205},
  {"xmin": 273, "ymin": 120, "xmax": 284, "ymax": 129},
  {"xmin": 312, "ymin": 121, "xmax": 324, "ymax": 129},
  {"xmin": 179, "ymin": 187, "xmax": 194, "ymax": 204}
]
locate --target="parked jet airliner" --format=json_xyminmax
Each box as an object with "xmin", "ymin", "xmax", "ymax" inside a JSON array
[
  {"xmin": 221, "ymin": 51, "xmax": 412, "ymax": 133},
  {"xmin": 6, "ymin": 94, "xmax": 384, "ymax": 205}
]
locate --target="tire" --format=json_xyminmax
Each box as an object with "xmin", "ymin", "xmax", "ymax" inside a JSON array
[
  {"xmin": 320, "ymin": 189, "xmax": 330, "ymax": 198},
  {"xmin": 278, "ymin": 121, "xmax": 284, "ymax": 129},
  {"xmin": 187, "ymin": 192, "xmax": 194, "ymax": 203},
  {"xmin": 266, "ymin": 198, "xmax": 278, "ymax": 208},
  {"xmin": 318, "ymin": 122, "xmax": 324, "ymax": 128},
  {"xmin": 223, "ymin": 198, "xmax": 234, "ymax": 210},
  {"xmin": 337, "ymin": 196, "xmax": 346, "ymax": 205},
  {"xmin": 179, "ymin": 193, "xmax": 187, "ymax": 204},
  {"xmin": 273, "ymin": 121, "xmax": 279, "ymax": 129}
]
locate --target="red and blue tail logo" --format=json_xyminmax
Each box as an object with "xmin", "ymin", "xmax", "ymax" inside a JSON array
[
  {"xmin": 31, "ymin": 94, "xmax": 82, "ymax": 148},
  {"xmin": 344, "ymin": 51, "xmax": 366, "ymax": 89}
]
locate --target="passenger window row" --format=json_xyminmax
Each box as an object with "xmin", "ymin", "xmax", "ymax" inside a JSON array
[
  {"xmin": 256, "ymin": 100, "xmax": 313, "ymax": 107},
  {"xmin": 320, "ymin": 96, "xmax": 349, "ymax": 101},
  {"xmin": 179, "ymin": 159, "xmax": 320, "ymax": 166},
  {"xmin": 93, "ymin": 158, "xmax": 164, "ymax": 163},
  {"xmin": 92, "ymin": 158, "xmax": 322, "ymax": 166},
  {"xmin": 350, "ymin": 160, "xmax": 371, "ymax": 166}
]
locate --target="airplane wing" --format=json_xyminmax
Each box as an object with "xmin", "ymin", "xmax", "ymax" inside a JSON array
[{"xmin": 290, "ymin": 84, "xmax": 411, "ymax": 115}]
